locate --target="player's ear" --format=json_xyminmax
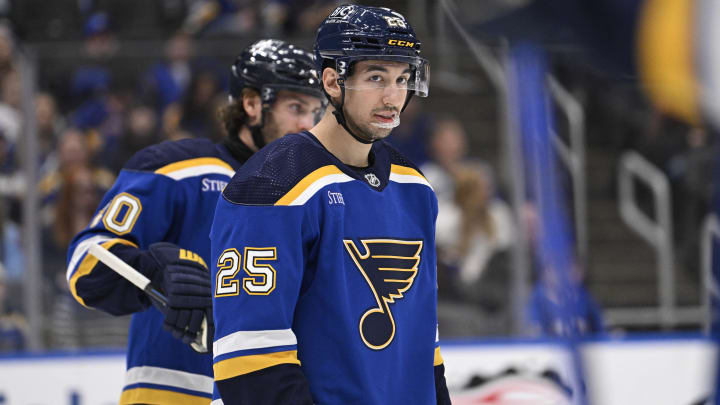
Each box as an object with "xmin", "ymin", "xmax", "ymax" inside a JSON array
[
  {"xmin": 322, "ymin": 67, "xmax": 342, "ymax": 99},
  {"xmin": 242, "ymin": 90, "xmax": 262, "ymax": 126}
]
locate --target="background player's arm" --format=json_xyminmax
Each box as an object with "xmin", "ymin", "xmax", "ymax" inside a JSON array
[
  {"xmin": 66, "ymin": 170, "xmax": 181, "ymax": 315},
  {"xmin": 211, "ymin": 201, "xmax": 315, "ymax": 404}
]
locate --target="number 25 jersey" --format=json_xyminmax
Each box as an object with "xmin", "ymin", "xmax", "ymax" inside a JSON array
[{"xmin": 210, "ymin": 131, "xmax": 444, "ymax": 405}]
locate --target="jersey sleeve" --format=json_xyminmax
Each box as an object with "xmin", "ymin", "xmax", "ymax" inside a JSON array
[
  {"xmin": 65, "ymin": 169, "xmax": 182, "ymax": 315},
  {"xmin": 210, "ymin": 197, "xmax": 316, "ymax": 404}
]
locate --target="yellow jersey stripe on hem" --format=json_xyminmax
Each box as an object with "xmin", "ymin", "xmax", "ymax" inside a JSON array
[
  {"xmin": 155, "ymin": 157, "xmax": 234, "ymax": 175},
  {"xmin": 213, "ymin": 350, "xmax": 300, "ymax": 380},
  {"xmin": 275, "ymin": 165, "xmax": 344, "ymax": 206},
  {"xmin": 69, "ymin": 238, "xmax": 138, "ymax": 307},
  {"xmin": 434, "ymin": 347, "xmax": 444, "ymax": 366},
  {"xmin": 119, "ymin": 387, "xmax": 210, "ymax": 405}
]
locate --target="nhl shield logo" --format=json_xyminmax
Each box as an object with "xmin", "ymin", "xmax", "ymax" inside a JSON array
[{"xmin": 365, "ymin": 173, "xmax": 381, "ymax": 187}]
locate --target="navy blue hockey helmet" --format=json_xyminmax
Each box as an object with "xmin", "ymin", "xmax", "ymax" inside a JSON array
[
  {"xmin": 230, "ymin": 39, "xmax": 325, "ymax": 107},
  {"xmin": 229, "ymin": 39, "xmax": 325, "ymax": 148},
  {"xmin": 314, "ymin": 5, "xmax": 429, "ymax": 99},
  {"xmin": 313, "ymin": 5, "xmax": 429, "ymax": 143}
]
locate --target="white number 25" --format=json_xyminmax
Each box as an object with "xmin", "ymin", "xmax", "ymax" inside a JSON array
[{"xmin": 215, "ymin": 247, "xmax": 277, "ymax": 297}]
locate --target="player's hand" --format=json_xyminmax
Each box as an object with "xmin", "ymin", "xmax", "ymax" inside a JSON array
[{"xmin": 146, "ymin": 242, "xmax": 213, "ymax": 351}]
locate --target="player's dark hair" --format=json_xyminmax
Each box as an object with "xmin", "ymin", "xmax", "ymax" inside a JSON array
[{"xmin": 217, "ymin": 88, "xmax": 258, "ymax": 138}]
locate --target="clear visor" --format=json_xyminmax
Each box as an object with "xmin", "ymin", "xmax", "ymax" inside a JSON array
[{"xmin": 338, "ymin": 55, "xmax": 430, "ymax": 97}]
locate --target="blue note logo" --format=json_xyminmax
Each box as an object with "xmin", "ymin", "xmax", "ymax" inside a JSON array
[{"xmin": 343, "ymin": 239, "xmax": 423, "ymax": 350}]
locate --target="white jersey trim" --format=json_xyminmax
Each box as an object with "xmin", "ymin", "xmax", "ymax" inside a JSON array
[
  {"xmin": 211, "ymin": 400, "xmax": 224, "ymax": 405},
  {"xmin": 389, "ymin": 172, "xmax": 434, "ymax": 190},
  {"xmin": 160, "ymin": 165, "xmax": 235, "ymax": 181},
  {"xmin": 124, "ymin": 366, "xmax": 213, "ymax": 394},
  {"xmin": 287, "ymin": 173, "xmax": 354, "ymax": 206},
  {"xmin": 66, "ymin": 235, "xmax": 112, "ymax": 280},
  {"xmin": 213, "ymin": 329, "xmax": 298, "ymax": 359}
]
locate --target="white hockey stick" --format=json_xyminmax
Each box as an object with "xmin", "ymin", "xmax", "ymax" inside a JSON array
[{"xmin": 87, "ymin": 243, "xmax": 209, "ymax": 353}]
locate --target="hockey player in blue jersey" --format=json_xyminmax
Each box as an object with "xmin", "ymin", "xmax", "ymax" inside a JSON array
[
  {"xmin": 65, "ymin": 39, "xmax": 325, "ymax": 404},
  {"xmin": 210, "ymin": 5, "xmax": 451, "ymax": 404}
]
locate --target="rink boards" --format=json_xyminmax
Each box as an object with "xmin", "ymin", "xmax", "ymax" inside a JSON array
[{"xmin": 0, "ymin": 333, "xmax": 715, "ymax": 405}]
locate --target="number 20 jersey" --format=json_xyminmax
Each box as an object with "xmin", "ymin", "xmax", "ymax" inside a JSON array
[
  {"xmin": 66, "ymin": 138, "xmax": 243, "ymax": 404},
  {"xmin": 210, "ymin": 131, "xmax": 444, "ymax": 404}
]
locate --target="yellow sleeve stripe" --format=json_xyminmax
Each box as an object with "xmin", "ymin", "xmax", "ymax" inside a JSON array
[
  {"xmin": 275, "ymin": 165, "xmax": 347, "ymax": 206},
  {"xmin": 155, "ymin": 157, "xmax": 234, "ymax": 175},
  {"xmin": 69, "ymin": 238, "xmax": 138, "ymax": 308},
  {"xmin": 119, "ymin": 387, "xmax": 210, "ymax": 405},
  {"xmin": 390, "ymin": 164, "xmax": 425, "ymax": 179},
  {"xmin": 213, "ymin": 350, "xmax": 301, "ymax": 381},
  {"xmin": 434, "ymin": 347, "xmax": 444, "ymax": 366}
]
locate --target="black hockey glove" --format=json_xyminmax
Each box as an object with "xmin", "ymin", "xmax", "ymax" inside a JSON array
[{"xmin": 145, "ymin": 242, "xmax": 214, "ymax": 351}]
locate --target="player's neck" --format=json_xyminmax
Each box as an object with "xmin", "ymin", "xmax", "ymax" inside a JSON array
[
  {"xmin": 238, "ymin": 126, "xmax": 258, "ymax": 152},
  {"xmin": 310, "ymin": 112, "xmax": 372, "ymax": 167}
]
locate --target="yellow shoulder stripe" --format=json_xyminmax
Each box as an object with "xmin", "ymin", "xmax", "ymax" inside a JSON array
[
  {"xmin": 390, "ymin": 164, "xmax": 426, "ymax": 179},
  {"xmin": 70, "ymin": 238, "xmax": 138, "ymax": 307},
  {"xmin": 434, "ymin": 346, "xmax": 444, "ymax": 366},
  {"xmin": 213, "ymin": 350, "xmax": 301, "ymax": 381},
  {"xmin": 119, "ymin": 387, "xmax": 209, "ymax": 405},
  {"xmin": 155, "ymin": 157, "xmax": 233, "ymax": 175},
  {"xmin": 275, "ymin": 165, "xmax": 343, "ymax": 206}
]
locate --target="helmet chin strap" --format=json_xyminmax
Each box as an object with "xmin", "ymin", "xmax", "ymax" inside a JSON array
[{"xmin": 330, "ymin": 84, "xmax": 376, "ymax": 145}]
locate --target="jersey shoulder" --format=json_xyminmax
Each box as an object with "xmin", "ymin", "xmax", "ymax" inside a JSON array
[
  {"xmin": 123, "ymin": 138, "xmax": 228, "ymax": 172},
  {"xmin": 222, "ymin": 132, "xmax": 335, "ymax": 205},
  {"xmin": 381, "ymin": 140, "xmax": 427, "ymax": 177}
]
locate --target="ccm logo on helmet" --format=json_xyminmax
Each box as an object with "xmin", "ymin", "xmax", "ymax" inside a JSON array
[{"xmin": 388, "ymin": 39, "xmax": 415, "ymax": 47}]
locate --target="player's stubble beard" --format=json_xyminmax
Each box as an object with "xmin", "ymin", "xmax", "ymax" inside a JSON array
[{"xmin": 260, "ymin": 110, "xmax": 284, "ymax": 145}]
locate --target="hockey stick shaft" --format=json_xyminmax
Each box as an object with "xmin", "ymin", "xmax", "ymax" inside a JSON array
[
  {"xmin": 87, "ymin": 243, "xmax": 208, "ymax": 353},
  {"xmin": 88, "ymin": 243, "xmax": 168, "ymax": 307}
]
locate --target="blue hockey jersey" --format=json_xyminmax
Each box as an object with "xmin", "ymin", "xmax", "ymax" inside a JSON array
[
  {"xmin": 210, "ymin": 132, "xmax": 444, "ymax": 404},
  {"xmin": 66, "ymin": 138, "xmax": 244, "ymax": 404}
]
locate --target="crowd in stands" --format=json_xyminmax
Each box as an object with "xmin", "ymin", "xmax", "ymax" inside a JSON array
[{"xmin": 0, "ymin": 1, "xmax": 631, "ymax": 351}]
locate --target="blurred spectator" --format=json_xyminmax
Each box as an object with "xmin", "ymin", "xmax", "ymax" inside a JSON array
[
  {"xmin": 36, "ymin": 92, "xmax": 66, "ymax": 164},
  {"xmin": 421, "ymin": 117, "xmax": 468, "ymax": 202},
  {"xmin": 70, "ymin": 67, "xmax": 111, "ymax": 130},
  {"xmin": 180, "ymin": 68, "xmax": 223, "ymax": 140},
  {"xmin": 668, "ymin": 126, "xmax": 717, "ymax": 276},
  {"xmin": 386, "ymin": 100, "xmax": 433, "ymax": 167},
  {"xmin": 182, "ymin": 0, "xmax": 259, "ymax": 36},
  {"xmin": 262, "ymin": 0, "xmax": 343, "ymax": 35},
  {"xmin": 0, "ymin": 68, "xmax": 20, "ymax": 146},
  {"xmin": 521, "ymin": 204, "xmax": 605, "ymax": 337},
  {"xmin": 53, "ymin": 165, "xmax": 103, "ymax": 251},
  {"xmin": 0, "ymin": 198, "xmax": 22, "ymax": 285},
  {"xmin": 161, "ymin": 102, "xmax": 193, "ymax": 141},
  {"xmin": 44, "ymin": 165, "xmax": 127, "ymax": 349},
  {"xmin": 0, "ymin": 264, "xmax": 27, "ymax": 351},
  {"xmin": 525, "ymin": 264, "xmax": 605, "ymax": 337},
  {"xmin": 105, "ymin": 104, "xmax": 160, "ymax": 173},
  {"xmin": 423, "ymin": 118, "xmax": 516, "ymax": 336},
  {"xmin": 83, "ymin": 12, "xmax": 118, "ymax": 59},
  {"xmin": 453, "ymin": 163, "xmax": 514, "ymax": 286},
  {"xmin": 0, "ymin": 23, "xmax": 15, "ymax": 76},
  {"xmin": 0, "ymin": 67, "xmax": 23, "ymax": 201},
  {"xmin": 435, "ymin": 163, "xmax": 515, "ymax": 336},
  {"xmin": 142, "ymin": 32, "xmax": 195, "ymax": 111},
  {"xmin": 39, "ymin": 127, "xmax": 114, "ymax": 223}
]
